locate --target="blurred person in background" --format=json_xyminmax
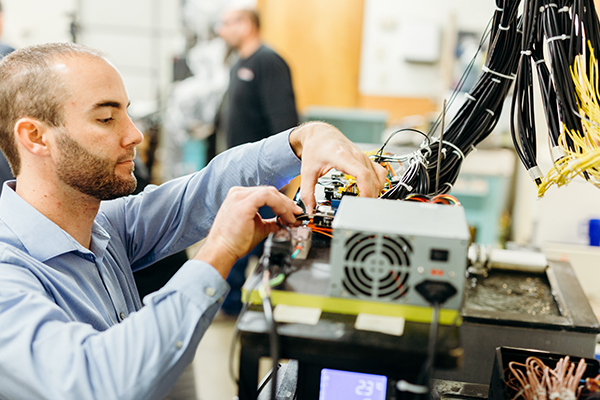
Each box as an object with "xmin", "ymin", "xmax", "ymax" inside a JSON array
[
  {"xmin": 216, "ymin": 3, "xmax": 299, "ymax": 316},
  {"xmin": 216, "ymin": 3, "xmax": 297, "ymax": 148}
]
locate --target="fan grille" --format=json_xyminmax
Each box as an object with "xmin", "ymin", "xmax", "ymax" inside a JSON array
[{"xmin": 341, "ymin": 233, "xmax": 412, "ymax": 300}]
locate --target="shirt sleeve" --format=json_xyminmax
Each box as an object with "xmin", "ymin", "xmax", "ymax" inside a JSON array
[
  {"xmin": 0, "ymin": 255, "xmax": 228, "ymax": 400},
  {"xmin": 98, "ymin": 128, "xmax": 302, "ymax": 270},
  {"xmin": 258, "ymin": 53, "xmax": 299, "ymax": 135}
]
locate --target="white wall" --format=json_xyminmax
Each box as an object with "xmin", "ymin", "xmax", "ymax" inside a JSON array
[
  {"xmin": 1, "ymin": 0, "xmax": 184, "ymax": 113},
  {"xmin": 2, "ymin": 0, "xmax": 75, "ymax": 46},
  {"xmin": 359, "ymin": 0, "xmax": 496, "ymax": 99},
  {"xmin": 78, "ymin": 0, "xmax": 183, "ymax": 113}
]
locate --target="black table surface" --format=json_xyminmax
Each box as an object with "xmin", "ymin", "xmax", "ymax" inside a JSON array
[{"xmin": 238, "ymin": 308, "xmax": 462, "ymax": 372}]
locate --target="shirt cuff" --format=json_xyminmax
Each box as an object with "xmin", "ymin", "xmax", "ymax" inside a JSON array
[
  {"xmin": 262, "ymin": 128, "xmax": 302, "ymax": 179},
  {"xmin": 158, "ymin": 260, "xmax": 230, "ymax": 310}
]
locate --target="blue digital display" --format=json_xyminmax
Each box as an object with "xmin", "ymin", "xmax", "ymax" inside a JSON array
[{"xmin": 319, "ymin": 368, "xmax": 387, "ymax": 400}]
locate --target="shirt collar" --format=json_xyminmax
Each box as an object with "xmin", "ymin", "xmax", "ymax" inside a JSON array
[{"xmin": 0, "ymin": 181, "xmax": 110, "ymax": 262}]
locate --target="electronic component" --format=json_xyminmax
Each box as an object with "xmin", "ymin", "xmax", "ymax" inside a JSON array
[
  {"xmin": 262, "ymin": 228, "xmax": 293, "ymax": 273},
  {"xmin": 312, "ymin": 214, "xmax": 334, "ymax": 228},
  {"xmin": 328, "ymin": 196, "xmax": 470, "ymax": 310},
  {"xmin": 311, "ymin": 203, "xmax": 336, "ymax": 229},
  {"xmin": 430, "ymin": 249, "xmax": 449, "ymax": 262},
  {"xmin": 319, "ymin": 369, "xmax": 387, "ymax": 400},
  {"xmin": 290, "ymin": 226, "xmax": 312, "ymax": 260},
  {"xmin": 324, "ymin": 186, "xmax": 336, "ymax": 201}
]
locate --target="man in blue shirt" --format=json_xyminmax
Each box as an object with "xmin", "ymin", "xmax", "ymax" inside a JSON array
[{"xmin": 0, "ymin": 42, "xmax": 386, "ymax": 399}]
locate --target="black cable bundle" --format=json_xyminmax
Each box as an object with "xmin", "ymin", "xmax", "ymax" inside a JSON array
[
  {"xmin": 381, "ymin": 157, "xmax": 429, "ymax": 199},
  {"xmin": 539, "ymin": 0, "xmax": 585, "ymax": 153},
  {"xmin": 382, "ymin": 0, "xmax": 522, "ymax": 200},
  {"xmin": 570, "ymin": 0, "xmax": 585, "ymax": 65},
  {"xmin": 532, "ymin": 28, "xmax": 562, "ymax": 153},
  {"xmin": 511, "ymin": 0, "xmax": 544, "ymax": 185},
  {"xmin": 581, "ymin": 0, "xmax": 600, "ymax": 57}
]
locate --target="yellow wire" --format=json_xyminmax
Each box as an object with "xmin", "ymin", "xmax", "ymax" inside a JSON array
[{"xmin": 538, "ymin": 41, "xmax": 600, "ymax": 196}]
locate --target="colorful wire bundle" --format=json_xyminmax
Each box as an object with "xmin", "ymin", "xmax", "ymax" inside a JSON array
[
  {"xmin": 403, "ymin": 194, "xmax": 462, "ymax": 206},
  {"xmin": 506, "ymin": 356, "xmax": 587, "ymax": 400},
  {"xmin": 307, "ymin": 221, "xmax": 333, "ymax": 238},
  {"xmin": 431, "ymin": 194, "xmax": 461, "ymax": 206}
]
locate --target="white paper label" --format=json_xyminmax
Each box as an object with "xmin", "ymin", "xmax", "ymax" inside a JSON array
[
  {"xmin": 273, "ymin": 304, "xmax": 322, "ymax": 326},
  {"xmin": 355, "ymin": 313, "xmax": 405, "ymax": 336}
]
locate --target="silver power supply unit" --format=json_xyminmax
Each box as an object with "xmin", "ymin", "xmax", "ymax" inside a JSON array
[{"xmin": 327, "ymin": 197, "xmax": 470, "ymax": 310}]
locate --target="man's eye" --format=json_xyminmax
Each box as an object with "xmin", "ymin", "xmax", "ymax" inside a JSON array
[{"xmin": 98, "ymin": 118, "xmax": 113, "ymax": 124}]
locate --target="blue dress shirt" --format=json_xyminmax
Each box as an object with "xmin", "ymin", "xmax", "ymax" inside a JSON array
[{"xmin": 0, "ymin": 130, "xmax": 300, "ymax": 400}]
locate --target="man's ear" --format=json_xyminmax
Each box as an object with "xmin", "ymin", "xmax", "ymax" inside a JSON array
[{"xmin": 14, "ymin": 118, "xmax": 52, "ymax": 157}]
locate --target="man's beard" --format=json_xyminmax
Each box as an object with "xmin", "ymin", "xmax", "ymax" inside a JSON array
[{"xmin": 55, "ymin": 129, "xmax": 137, "ymax": 200}]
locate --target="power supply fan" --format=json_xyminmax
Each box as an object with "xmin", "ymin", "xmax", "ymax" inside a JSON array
[{"xmin": 341, "ymin": 233, "xmax": 412, "ymax": 300}]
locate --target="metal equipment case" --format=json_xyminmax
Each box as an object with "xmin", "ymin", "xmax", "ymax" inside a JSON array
[{"xmin": 328, "ymin": 197, "xmax": 470, "ymax": 310}]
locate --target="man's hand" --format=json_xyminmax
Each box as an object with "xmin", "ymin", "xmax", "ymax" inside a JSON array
[
  {"xmin": 289, "ymin": 122, "xmax": 387, "ymax": 214},
  {"xmin": 194, "ymin": 186, "xmax": 302, "ymax": 279}
]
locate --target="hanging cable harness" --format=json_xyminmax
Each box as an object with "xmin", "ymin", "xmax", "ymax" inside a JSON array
[
  {"xmin": 372, "ymin": 0, "xmax": 600, "ymax": 199},
  {"xmin": 375, "ymin": 0, "xmax": 522, "ymax": 200}
]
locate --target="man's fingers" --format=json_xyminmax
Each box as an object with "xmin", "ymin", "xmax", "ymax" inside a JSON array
[
  {"xmin": 367, "ymin": 155, "xmax": 388, "ymax": 188},
  {"xmin": 299, "ymin": 169, "xmax": 319, "ymax": 215},
  {"xmin": 363, "ymin": 157, "xmax": 387, "ymax": 195},
  {"xmin": 331, "ymin": 155, "xmax": 385, "ymax": 198},
  {"xmin": 244, "ymin": 186, "xmax": 302, "ymax": 225},
  {"xmin": 376, "ymin": 162, "xmax": 388, "ymax": 187},
  {"xmin": 198, "ymin": 185, "xmax": 303, "ymax": 278},
  {"xmin": 292, "ymin": 122, "xmax": 388, "ymax": 209},
  {"xmin": 251, "ymin": 215, "xmax": 280, "ymax": 248},
  {"xmin": 299, "ymin": 155, "xmax": 385, "ymax": 211}
]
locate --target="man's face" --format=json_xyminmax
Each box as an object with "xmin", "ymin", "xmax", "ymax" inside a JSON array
[
  {"xmin": 54, "ymin": 127, "xmax": 137, "ymax": 200},
  {"xmin": 217, "ymin": 10, "xmax": 249, "ymax": 49},
  {"xmin": 50, "ymin": 56, "xmax": 143, "ymax": 201}
]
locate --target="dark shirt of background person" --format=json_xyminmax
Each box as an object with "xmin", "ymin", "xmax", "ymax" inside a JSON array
[
  {"xmin": 217, "ymin": 6, "xmax": 298, "ymax": 149},
  {"xmin": 225, "ymin": 44, "xmax": 298, "ymax": 148}
]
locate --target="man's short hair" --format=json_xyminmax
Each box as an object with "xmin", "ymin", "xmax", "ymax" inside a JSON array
[{"xmin": 0, "ymin": 42, "xmax": 104, "ymax": 176}]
